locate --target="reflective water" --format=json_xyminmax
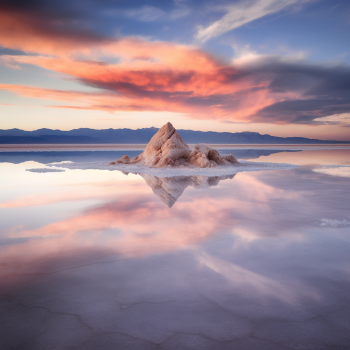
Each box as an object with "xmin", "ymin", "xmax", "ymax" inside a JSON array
[{"xmin": 1, "ymin": 149, "xmax": 350, "ymax": 350}]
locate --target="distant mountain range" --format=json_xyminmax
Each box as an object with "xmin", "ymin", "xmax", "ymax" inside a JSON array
[
  {"xmin": 0, "ymin": 127, "xmax": 349, "ymax": 144},
  {"xmin": 0, "ymin": 150, "xmax": 298, "ymax": 164}
]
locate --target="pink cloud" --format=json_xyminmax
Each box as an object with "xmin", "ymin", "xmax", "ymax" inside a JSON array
[
  {"xmin": 0, "ymin": 9, "xmax": 349, "ymax": 126},
  {"xmin": 0, "ymin": 49, "xmax": 287, "ymax": 122}
]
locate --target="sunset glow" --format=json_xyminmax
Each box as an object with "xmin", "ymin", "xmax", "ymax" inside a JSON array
[
  {"xmin": 1, "ymin": 0, "xmax": 349, "ymax": 139},
  {"xmin": 1, "ymin": 3, "xmax": 350, "ymax": 348}
]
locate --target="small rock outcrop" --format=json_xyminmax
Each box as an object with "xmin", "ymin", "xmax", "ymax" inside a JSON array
[{"xmin": 109, "ymin": 122, "xmax": 239, "ymax": 168}]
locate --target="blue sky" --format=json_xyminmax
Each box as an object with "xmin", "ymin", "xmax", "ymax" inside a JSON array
[{"xmin": 0, "ymin": 0, "xmax": 349, "ymax": 140}]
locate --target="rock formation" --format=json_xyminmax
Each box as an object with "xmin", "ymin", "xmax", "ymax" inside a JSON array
[{"xmin": 109, "ymin": 122, "xmax": 239, "ymax": 168}]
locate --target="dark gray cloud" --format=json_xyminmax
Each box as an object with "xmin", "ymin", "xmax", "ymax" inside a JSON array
[
  {"xmin": 0, "ymin": 0, "xmax": 82, "ymax": 19},
  {"xmin": 0, "ymin": 0, "xmax": 112, "ymax": 48},
  {"xmin": 248, "ymin": 59, "xmax": 350, "ymax": 124}
]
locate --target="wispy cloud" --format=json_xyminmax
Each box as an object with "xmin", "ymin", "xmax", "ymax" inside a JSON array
[
  {"xmin": 196, "ymin": 0, "xmax": 313, "ymax": 42},
  {"xmin": 313, "ymin": 113, "xmax": 350, "ymax": 126},
  {"xmin": 171, "ymin": 0, "xmax": 191, "ymax": 19},
  {"xmin": 0, "ymin": 56, "xmax": 21, "ymax": 69},
  {"xmin": 197, "ymin": 252, "xmax": 319, "ymax": 302},
  {"xmin": 122, "ymin": 6, "xmax": 165, "ymax": 22}
]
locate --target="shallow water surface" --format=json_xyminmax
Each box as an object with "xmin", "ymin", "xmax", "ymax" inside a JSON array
[{"xmin": 0, "ymin": 148, "xmax": 350, "ymax": 349}]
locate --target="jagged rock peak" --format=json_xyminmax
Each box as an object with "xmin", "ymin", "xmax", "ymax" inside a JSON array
[{"xmin": 109, "ymin": 122, "xmax": 239, "ymax": 168}]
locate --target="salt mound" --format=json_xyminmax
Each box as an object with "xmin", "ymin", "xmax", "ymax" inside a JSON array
[{"xmin": 109, "ymin": 122, "xmax": 239, "ymax": 168}]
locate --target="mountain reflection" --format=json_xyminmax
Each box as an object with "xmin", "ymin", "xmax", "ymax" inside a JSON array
[{"xmin": 129, "ymin": 173, "xmax": 236, "ymax": 207}]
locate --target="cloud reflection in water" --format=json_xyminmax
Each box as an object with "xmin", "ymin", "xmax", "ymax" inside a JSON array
[
  {"xmin": 1, "ymin": 164, "xmax": 349, "ymax": 283},
  {"xmin": 1, "ymin": 153, "xmax": 350, "ymax": 349}
]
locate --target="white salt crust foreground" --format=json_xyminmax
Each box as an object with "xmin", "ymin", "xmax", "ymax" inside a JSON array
[
  {"xmin": 46, "ymin": 160, "xmax": 299, "ymax": 176},
  {"xmin": 26, "ymin": 168, "xmax": 65, "ymax": 173},
  {"xmin": 34, "ymin": 163, "xmax": 350, "ymax": 177}
]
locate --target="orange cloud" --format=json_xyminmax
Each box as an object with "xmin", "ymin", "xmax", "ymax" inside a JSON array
[
  {"xmin": 0, "ymin": 83, "xmax": 158, "ymax": 112},
  {"xmin": 1, "ymin": 8, "xmax": 346, "ymax": 125},
  {"xmin": 0, "ymin": 5, "xmax": 304, "ymax": 121},
  {"xmin": 0, "ymin": 10, "xmax": 110, "ymax": 57},
  {"xmin": 0, "ymin": 6, "xmax": 287, "ymax": 121},
  {"xmin": 0, "ymin": 48, "xmax": 288, "ymax": 121}
]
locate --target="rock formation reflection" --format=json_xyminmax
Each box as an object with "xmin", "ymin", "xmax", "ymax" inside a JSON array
[{"xmin": 125, "ymin": 173, "xmax": 236, "ymax": 207}]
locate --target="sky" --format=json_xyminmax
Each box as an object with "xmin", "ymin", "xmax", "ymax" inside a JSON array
[{"xmin": 0, "ymin": 0, "xmax": 350, "ymax": 140}]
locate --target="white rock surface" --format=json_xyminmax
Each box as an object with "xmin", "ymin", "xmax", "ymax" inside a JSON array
[
  {"xmin": 26, "ymin": 168, "xmax": 65, "ymax": 173},
  {"xmin": 109, "ymin": 122, "xmax": 239, "ymax": 168},
  {"xmin": 46, "ymin": 159, "xmax": 300, "ymax": 176}
]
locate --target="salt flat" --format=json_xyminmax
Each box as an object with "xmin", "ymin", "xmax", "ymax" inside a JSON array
[{"xmin": 1, "ymin": 148, "xmax": 350, "ymax": 350}]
